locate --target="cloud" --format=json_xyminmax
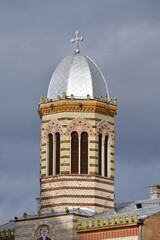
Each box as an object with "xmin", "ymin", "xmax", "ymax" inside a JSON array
[
  {"xmin": 0, "ymin": 172, "xmax": 38, "ymax": 224},
  {"xmin": 0, "ymin": 0, "xmax": 160, "ymax": 225}
]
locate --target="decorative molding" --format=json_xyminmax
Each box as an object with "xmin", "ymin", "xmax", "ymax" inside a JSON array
[
  {"xmin": 38, "ymin": 99, "xmax": 117, "ymax": 118},
  {"xmin": 0, "ymin": 229, "xmax": 14, "ymax": 239},
  {"xmin": 97, "ymin": 120, "xmax": 114, "ymax": 140},
  {"xmin": 65, "ymin": 118, "xmax": 94, "ymax": 137},
  {"xmin": 77, "ymin": 213, "xmax": 138, "ymax": 230},
  {"xmin": 43, "ymin": 119, "xmax": 63, "ymax": 139}
]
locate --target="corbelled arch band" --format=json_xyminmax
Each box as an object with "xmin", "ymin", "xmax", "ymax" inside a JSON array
[{"xmin": 42, "ymin": 118, "xmax": 113, "ymax": 177}]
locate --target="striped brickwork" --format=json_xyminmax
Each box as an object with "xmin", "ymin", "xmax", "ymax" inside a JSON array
[
  {"xmin": 38, "ymin": 99, "xmax": 117, "ymax": 213},
  {"xmin": 40, "ymin": 112, "xmax": 115, "ymax": 177},
  {"xmin": 40, "ymin": 175, "xmax": 114, "ymax": 213}
]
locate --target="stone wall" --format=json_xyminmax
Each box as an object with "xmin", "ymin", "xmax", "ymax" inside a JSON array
[
  {"xmin": 15, "ymin": 214, "xmax": 81, "ymax": 240},
  {"xmin": 142, "ymin": 212, "xmax": 160, "ymax": 240},
  {"xmin": 40, "ymin": 175, "xmax": 114, "ymax": 213}
]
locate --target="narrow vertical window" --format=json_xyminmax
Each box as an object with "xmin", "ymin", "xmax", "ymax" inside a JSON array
[
  {"xmin": 56, "ymin": 132, "xmax": 60, "ymax": 175},
  {"xmin": 81, "ymin": 132, "xmax": 88, "ymax": 174},
  {"xmin": 71, "ymin": 132, "xmax": 79, "ymax": 174},
  {"xmin": 48, "ymin": 133, "xmax": 53, "ymax": 175},
  {"xmin": 104, "ymin": 135, "xmax": 108, "ymax": 177},
  {"xmin": 98, "ymin": 134, "xmax": 102, "ymax": 175}
]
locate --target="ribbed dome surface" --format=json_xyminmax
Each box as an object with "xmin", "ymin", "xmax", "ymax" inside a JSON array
[{"xmin": 47, "ymin": 53, "xmax": 109, "ymax": 99}]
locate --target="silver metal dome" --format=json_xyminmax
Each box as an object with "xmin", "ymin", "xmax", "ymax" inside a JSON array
[{"xmin": 47, "ymin": 53, "xmax": 109, "ymax": 100}]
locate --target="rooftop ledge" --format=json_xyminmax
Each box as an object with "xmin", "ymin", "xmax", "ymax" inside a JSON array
[
  {"xmin": 39, "ymin": 93, "xmax": 117, "ymax": 106},
  {"xmin": 77, "ymin": 213, "xmax": 139, "ymax": 231},
  {"xmin": 38, "ymin": 96, "xmax": 117, "ymax": 118}
]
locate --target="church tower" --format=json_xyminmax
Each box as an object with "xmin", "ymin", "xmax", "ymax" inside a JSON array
[{"xmin": 38, "ymin": 31, "xmax": 117, "ymax": 214}]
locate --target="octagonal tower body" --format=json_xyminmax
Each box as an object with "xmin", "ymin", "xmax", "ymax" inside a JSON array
[{"xmin": 38, "ymin": 52, "xmax": 117, "ymax": 214}]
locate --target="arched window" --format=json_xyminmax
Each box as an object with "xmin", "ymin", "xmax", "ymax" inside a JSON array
[
  {"xmin": 71, "ymin": 131, "xmax": 79, "ymax": 174},
  {"xmin": 81, "ymin": 132, "xmax": 88, "ymax": 174},
  {"xmin": 104, "ymin": 135, "xmax": 108, "ymax": 177},
  {"xmin": 48, "ymin": 133, "xmax": 53, "ymax": 176},
  {"xmin": 47, "ymin": 132, "xmax": 61, "ymax": 176},
  {"xmin": 55, "ymin": 132, "xmax": 60, "ymax": 175},
  {"xmin": 98, "ymin": 134, "xmax": 102, "ymax": 175},
  {"xmin": 98, "ymin": 134, "xmax": 108, "ymax": 177}
]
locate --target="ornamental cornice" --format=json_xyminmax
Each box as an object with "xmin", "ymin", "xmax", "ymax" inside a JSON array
[
  {"xmin": 77, "ymin": 213, "xmax": 138, "ymax": 231},
  {"xmin": 38, "ymin": 100, "xmax": 117, "ymax": 119}
]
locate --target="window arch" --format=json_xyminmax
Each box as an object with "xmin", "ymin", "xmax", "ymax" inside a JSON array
[
  {"xmin": 71, "ymin": 131, "xmax": 89, "ymax": 174},
  {"xmin": 81, "ymin": 132, "xmax": 88, "ymax": 174},
  {"xmin": 46, "ymin": 132, "xmax": 61, "ymax": 176},
  {"xmin": 98, "ymin": 134, "xmax": 102, "ymax": 175},
  {"xmin": 104, "ymin": 135, "xmax": 108, "ymax": 177},
  {"xmin": 97, "ymin": 120, "xmax": 113, "ymax": 178},
  {"xmin": 71, "ymin": 131, "xmax": 79, "ymax": 174},
  {"xmin": 55, "ymin": 132, "xmax": 60, "ymax": 175},
  {"xmin": 48, "ymin": 133, "xmax": 53, "ymax": 176},
  {"xmin": 98, "ymin": 134, "xmax": 109, "ymax": 177}
]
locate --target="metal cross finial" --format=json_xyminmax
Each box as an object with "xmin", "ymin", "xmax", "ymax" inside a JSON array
[{"xmin": 71, "ymin": 30, "xmax": 83, "ymax": 53}]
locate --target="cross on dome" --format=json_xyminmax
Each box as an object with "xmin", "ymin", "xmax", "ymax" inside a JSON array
[{"xmin": 71, "ymin": 30, "xmax": 83, "ymax": 53}]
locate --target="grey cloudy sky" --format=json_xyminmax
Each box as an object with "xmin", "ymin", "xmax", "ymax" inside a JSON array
[{"xmin": 0, "ymin": 0, "xmax": 160, "ymax": 225}]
